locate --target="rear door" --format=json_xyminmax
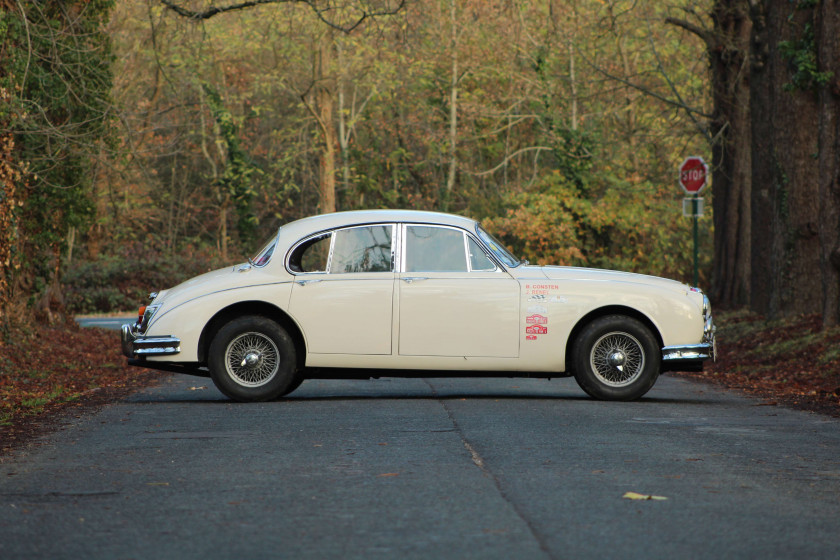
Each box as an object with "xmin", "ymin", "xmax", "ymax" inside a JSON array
[{"xmin": 289, "ymin": 224, "xmax": 395, "ymax": 355}]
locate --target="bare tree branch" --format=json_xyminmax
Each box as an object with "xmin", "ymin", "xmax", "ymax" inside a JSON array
[
  {"xmin": 161, "ymin": 0, "xmax": 405, "ymax": 33},
  {"xmin": 664, "ymin": 16, "xmax": 713, "ymax": 48},
  {"xmin": 646, "ymin": 20, "xmax": 713, "ymax": 143},
  {"xmin": 467, "ymin": 147, "xmax": 554, "ymax": 177},
  {"xmin": 576, "ymin": 45, "xmax": 713, "ymax": 124}
]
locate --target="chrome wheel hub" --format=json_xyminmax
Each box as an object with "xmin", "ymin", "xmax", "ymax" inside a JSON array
[
  {"xmin": 241, "ymin": 352, "xmax": 261, "ymax": 367},
  {"xmin": 225, "ymin": 332, "xmax": 280, "ymax": 387},
  {"xmin": 590, "ymin": 331, "xmax": 645, "ymax": 387},
  {"xmin": 608, "ymin": 351, "xmax": 626, "ymax": 368}
]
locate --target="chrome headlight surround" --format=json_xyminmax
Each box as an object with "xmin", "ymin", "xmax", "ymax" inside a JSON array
[{"xmin": 138, "ymin": 304, "xmax": 161, "ymax": 334}]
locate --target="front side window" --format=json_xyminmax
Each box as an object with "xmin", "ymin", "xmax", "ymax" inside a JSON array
[
  {"xmin": 330, "ymin": 225, "xmax": 393, "ymax": 273},
  {"xmin": 405, "ymin": 226, "xmax": 468, "ymax": 272}
]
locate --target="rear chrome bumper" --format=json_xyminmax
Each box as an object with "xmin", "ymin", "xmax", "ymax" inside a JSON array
[{"xmin": 121, "ymin": 323, "xmax": 181, "ymax": 358}]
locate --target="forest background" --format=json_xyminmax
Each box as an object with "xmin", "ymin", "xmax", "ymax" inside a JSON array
[{"xmin": 1, "ymin": 0, "xmax": 839, "ymax": 329}]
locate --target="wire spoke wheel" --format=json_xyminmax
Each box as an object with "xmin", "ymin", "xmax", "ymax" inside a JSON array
[
  {"xmin": 224, "ymin": 332, "xmax": 280, "ymax": 387},
  {"xmin": 589, "ymin": 331, "xmax": 646, "ymax": 388}
]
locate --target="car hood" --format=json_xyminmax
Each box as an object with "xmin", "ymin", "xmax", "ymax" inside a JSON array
[{"xmin": 526, "ymin": 265, "xmax": 690, "ymax": 294}]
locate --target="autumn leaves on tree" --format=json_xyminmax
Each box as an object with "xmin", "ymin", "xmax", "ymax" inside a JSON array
[{"xmin": 2, "ymin": 0, "xmax": 840, "ymax": 328}]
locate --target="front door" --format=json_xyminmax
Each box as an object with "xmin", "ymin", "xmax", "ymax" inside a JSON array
[{"xmin": 397, "ymin": 225, "xmax": 520, "ymax": 358}]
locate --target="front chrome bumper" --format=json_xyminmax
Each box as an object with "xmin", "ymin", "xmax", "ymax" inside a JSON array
[
  {"xmin": 661, "ymin": 294, "xmax": 717, "ymax": 369},
  {"xmin": 121, "ymin": 323, "xmax": 181, "ymax": 358},
  {"xmin": 661, "ymin": 342, "xmax": 715, "ymax": 362}
]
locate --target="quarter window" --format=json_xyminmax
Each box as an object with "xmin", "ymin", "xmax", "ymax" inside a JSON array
[
  {"xmin": 288, "ymin": 233, "xmax": 331, "ymax": 273},
  {"xmin": 468, "ymin": 237, "xmax": 496, "ymax": 271}
]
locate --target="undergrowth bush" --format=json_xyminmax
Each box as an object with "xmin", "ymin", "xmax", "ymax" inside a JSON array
[{"xmin": 63, "ymin": 243, "xmax": 231, "ymax": 314}]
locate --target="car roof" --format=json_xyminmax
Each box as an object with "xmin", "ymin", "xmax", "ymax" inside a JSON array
[{"xmin": 279, "ymin": 209, "xmax": 480, "ymax": 240}]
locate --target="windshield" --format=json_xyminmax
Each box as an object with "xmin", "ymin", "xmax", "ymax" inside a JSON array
[
  {"xmin": 251, "ymin": 228, "xmax": 281, "ymax": 267},
  {"xmin": 476, "ymin": 225, "xmax": 520, "ymax": 268}
]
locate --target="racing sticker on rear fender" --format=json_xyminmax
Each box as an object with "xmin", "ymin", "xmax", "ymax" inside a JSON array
[
  {"xmin": 525, "ymin": 325, "xmax": 548, "ymax": 335},
  {"xmin": 526, "ymin": 314, "xmax": 548, "ymax": 325},
  {"xmin": 526, "ymin": 335, "xmax": 538, "ymax": 341}
]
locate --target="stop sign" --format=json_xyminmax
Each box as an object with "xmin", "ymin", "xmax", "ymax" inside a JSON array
[{"xmin": 679, "ymin": 156, "xmax": 708, "ymax": 195}]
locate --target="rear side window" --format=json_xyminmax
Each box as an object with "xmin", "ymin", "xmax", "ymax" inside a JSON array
[{"xmin": 329, "ymin": 225, "xmax": 393, "ymax": 273}]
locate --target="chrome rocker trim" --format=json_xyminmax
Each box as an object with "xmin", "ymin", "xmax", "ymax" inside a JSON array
[{"xmin": 121, "ymin": 324, "xmax": 181, "ymax": 358}]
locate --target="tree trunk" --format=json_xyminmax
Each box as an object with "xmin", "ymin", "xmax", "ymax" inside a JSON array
[
  {"xmin": 816, "ymin": 0, "xmax": 840, "ymax": 327},
  {"xmin": 0, "ymin": 126, "xmax": 16, "ymax": 318},
  {"xmin": 709, "ymin": 0, "xmax": 752, "ymax": 308},
  {"xmin": 316, "ymin": 30, "xmax": 338, "ymax": 214},
  {"xmin": 444, "ymin": 0, "xmax": 458, "ymax": 212},
  {"xmin": 667, "ymin": 2, "xmax": 752, "ymax": 308},
  {"xmin": 749, "ymin": 0, "xmax": 822, "ymax": 318}
]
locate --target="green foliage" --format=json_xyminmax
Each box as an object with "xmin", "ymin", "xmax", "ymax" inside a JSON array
[
  {"xmin": 779, "ymin": 23, "xmax": 833, "ymax": 92},
  {"xmin": 0, "ymin": 1, "xmax": 115, "ymax": 299},
  {"xmin": 202, "ymin": 83, "xmax": 263, "ymax": 244}
]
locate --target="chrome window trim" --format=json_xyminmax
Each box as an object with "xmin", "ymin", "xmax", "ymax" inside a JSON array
[
  {"xmin": 327, "ymin": 223, "xmax": 395, "ymax": 274},
  {"xmin": 287, "ymin": 223, "xmax": 399, "ymax": 276},
  {"xmin": 475, "ymin": 224, "xmax": 517, "ymax": 269},
  {"xmin": 251, "ymin": 228, "xmax": 282, "ymax": 269},
  {"xmin": 285, "ymin": 230, "xmax": 333, "ymax": 275},
  {"xmin": 465, "ymin": 233, "xmax": 500, "ymax": 273}
]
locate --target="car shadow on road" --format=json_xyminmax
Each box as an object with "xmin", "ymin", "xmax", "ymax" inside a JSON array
[{"xmin": 128, "ymin": 392, "xmax": 721, "ymax": 407}]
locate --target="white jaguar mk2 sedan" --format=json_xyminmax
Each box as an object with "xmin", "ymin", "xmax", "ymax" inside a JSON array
[{"xmin": 121, "ymin": 210, "xmax": 715, "ymax": 402}]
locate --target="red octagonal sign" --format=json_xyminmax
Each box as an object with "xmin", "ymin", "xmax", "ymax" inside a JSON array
[{"xmin": 679, "ymin": 156, "xmax": 708, "ymax": 195}]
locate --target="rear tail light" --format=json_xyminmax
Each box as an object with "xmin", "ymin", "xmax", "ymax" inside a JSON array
[{"xmin": 138, "ymin": 305, "xmax": 147, "ymax": 325}]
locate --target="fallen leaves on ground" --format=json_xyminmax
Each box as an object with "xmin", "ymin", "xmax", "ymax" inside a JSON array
[
  {"xmin": 0, "ymin": 318, "xmax": 164, "ymax": 453},
  {"xmin": 674, "ymin": 310, "xmax": 840, "ymax": 417}
]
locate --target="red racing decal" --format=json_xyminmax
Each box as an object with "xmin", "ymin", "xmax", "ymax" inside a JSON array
[
  {"xmin": 525, "ymin": 325, "xmax": 548, "ymax": 335},
  {"xmin": 526, "ymin": 314, "xmax": 548, "ymax": 325},
  {"xmin": 526, "ymin": 335, "xmax": 537, "ymax": 341}
]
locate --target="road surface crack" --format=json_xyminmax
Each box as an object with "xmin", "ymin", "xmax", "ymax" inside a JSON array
[{"xmin": 424, "ymin": 379, "xmax": 554, "ymax": 560}]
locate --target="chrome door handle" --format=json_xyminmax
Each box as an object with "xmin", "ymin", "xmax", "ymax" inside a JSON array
[
  {"xmin": 295, "ymin": 279, "xmax": 323, "ymax": 286},
  {"xmin": 402, "ymin": 277, "xmax": 428, "ymax": 284}
]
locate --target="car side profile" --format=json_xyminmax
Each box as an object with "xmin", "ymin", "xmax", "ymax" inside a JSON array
[{"xmin": 121, "ymin": 210, "xmax": 715, "ymax": 401}]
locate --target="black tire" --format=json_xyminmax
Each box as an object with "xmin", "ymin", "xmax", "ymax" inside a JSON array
[
  {"xmin": 208, "ymin": 316, "xmax": 298, "ymax": 402},
  {"xmin": 571, "ymin": 315, "xmax": 660, "ymax": 401}
]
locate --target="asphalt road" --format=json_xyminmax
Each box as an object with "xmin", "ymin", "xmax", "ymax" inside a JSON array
[
  {"xmin": 75, "ymin": 316, "xmax": 135, "ymax": 330},
  {"xmin": 1, "ymin": 371, "xmax": 839, "ymax": 559}
]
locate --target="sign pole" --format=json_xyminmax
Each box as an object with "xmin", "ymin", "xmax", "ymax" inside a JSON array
[
  {"xmin": 693, "ymin": 199, "xmax": 699, "ymax": 287},
  {"xmin": 678, "ymin": 156, "xmax": 708, "ymax": 288}
]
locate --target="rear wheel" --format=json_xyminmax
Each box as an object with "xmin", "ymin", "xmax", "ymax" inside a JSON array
[
  {"xmin": 572, "ymin": 315, "xmax": 660, "ymax": 401},
  {"xmin": 209, "ymin": 316, "xmax": 299, "ymax": 402}
]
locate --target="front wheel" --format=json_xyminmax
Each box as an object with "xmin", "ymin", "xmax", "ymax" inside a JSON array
[
  {"xmin": 571, "ymin": 315, "xmax": 660, "ymax": 401},
  {"xmin": 208, "ymin": 316, "xmax": 299, "ymax": 402}
]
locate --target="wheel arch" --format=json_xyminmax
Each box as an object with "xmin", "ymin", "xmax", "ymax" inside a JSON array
[
  {"xmin": 197, "ymin": 301, "xmax": 305, "ymax": 369},
  {"xmin": 565, "ymin": 305, "xmax": 664, "ymax": 371}
]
